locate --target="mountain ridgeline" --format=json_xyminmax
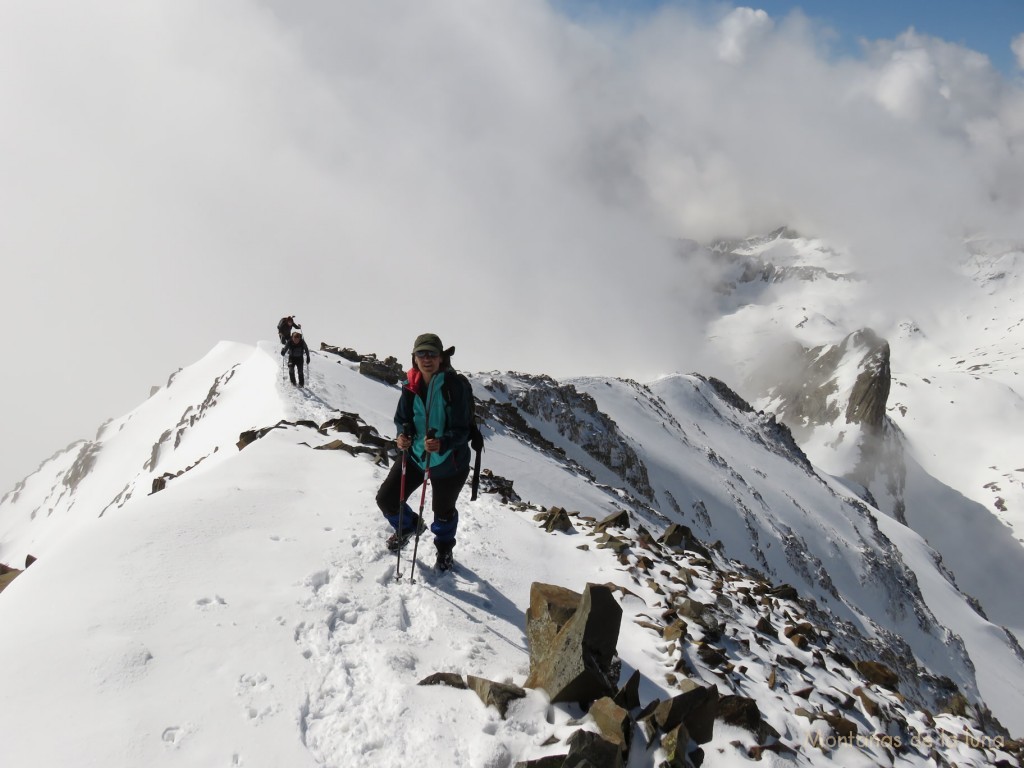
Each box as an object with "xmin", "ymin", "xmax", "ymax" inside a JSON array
[{"xmin": 0, "ymin": 338, "xmax": 1022, "ymax": 765}]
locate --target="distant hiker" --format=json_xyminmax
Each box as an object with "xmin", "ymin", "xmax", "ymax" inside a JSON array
[
  {"xmin": 281, "ymin": 328, "xmax": 311, "ymax": 387},
  {"xmin": 277, "ymin": 316, "xmax": 301, "ymax": 345},
  {"xmin": 376, "ymin": 333, "xmax": 472, "ymax": 572}
]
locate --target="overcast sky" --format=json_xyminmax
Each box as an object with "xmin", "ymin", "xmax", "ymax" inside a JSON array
[{"xmin": 1, "ymin": 0, "xmax": 1022, "ymax": 495}]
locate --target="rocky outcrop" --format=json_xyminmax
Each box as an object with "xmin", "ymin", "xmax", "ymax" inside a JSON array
[
  {"xmin": 319, "ymin": 343, "xmax": 404, "ymax": 385},
  {"xmin": 500, "ymin": 375, "xmax": 654, "ymax": 501},
  {"xmin": 238, "ymin": 413, "xmax": 389, "ymax": 464}
]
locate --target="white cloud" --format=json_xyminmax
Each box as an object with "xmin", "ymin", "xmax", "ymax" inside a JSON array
[
  {"xmin": 716, "ymin": 7, "xmax": 773, "ymax": 64},
  {"xmin": 0, "ymin": 0, "xmax": 1022, "ymax": 493},
  {"xmin": 1014, "ymin": 32, "xmax": 1024, "ymax": 70}
]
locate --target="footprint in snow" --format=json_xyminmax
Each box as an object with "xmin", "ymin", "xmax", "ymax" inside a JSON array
[
  {"xmin": 161, "ymin": 726, "xmax": 185, "ymax": 745},
  {"xmin": 195, "ymin": 595, "xmax": 227, "ymax": 609}
]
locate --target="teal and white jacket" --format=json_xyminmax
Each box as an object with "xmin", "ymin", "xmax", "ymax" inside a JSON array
[{"xmin": 394, "ymin": 367, "xmax": 472, "ymax": 479}]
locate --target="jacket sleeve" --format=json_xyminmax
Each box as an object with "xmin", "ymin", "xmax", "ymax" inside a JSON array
[
  {"xmin": 439, "ymin": 376, "xmax": 471, "ymax": 454},
  {"xmin": 303, "ymin": 341, "xmax": 310, "ymax": 361},
  {"xmin": 394, "ymin": 389, "xmax": 414, "ymax": 438}
]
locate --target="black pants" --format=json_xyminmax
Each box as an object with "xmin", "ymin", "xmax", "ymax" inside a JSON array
[
  {"xmin": 376, "ymin": 458, "xmax": 469, "ymax": 546},
  {"xmin": 288, "ymin": 359, "xmax": 305, "ymax": 386}
]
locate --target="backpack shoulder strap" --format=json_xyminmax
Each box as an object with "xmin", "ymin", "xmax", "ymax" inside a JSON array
[{"xmin": 442, "ymin": 372, "xmax": 483, "ymax": 500}]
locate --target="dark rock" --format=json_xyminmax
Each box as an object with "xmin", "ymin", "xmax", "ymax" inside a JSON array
[
  {"xmin": 696, "ymin": 644, "xmax": 727, "ymax": 668},
  {"xmin": 595, "ymin": 510, "xmax": 630, "ymax": 532},
  {"xmin": 754, "ymin": 616, "xmax": 776, "ymax": 635},
  {"xmin": 853, "ymin": 686, "xmax": 881, "ymax": 718},
  {"xmin": 767, "ymin": 584, "xmax": 799, "ymax": 600},
  {"xmin": 821, "ymin": 712, "xmax": 858, "ymax": 740},
  {"xmin": 319, "ymin": 343, "xmax": 363, "ymax": 361},
  {"xmin": 24, "ymin": 554, "xmax": 36, "ymax": 568},
  {"xmin": 541, "ymin": 507, "xmax": 576, "ymax": 533},
  {"xmin": 613, "ymin": 669, "xmax": 641, "ymax": 711},
  {"xmin": 564, "ymin": 729, "xmax": 623, "ymax": 768},
  {"xmin": 418, "ymin": 672, "xmax": 467, "ymax": 689},
  {"xmin": 659, "ymin": 524, "xmax": 712, "ymax": 558},
  {"xmin": 660, "ymin": 723, "xmax": 692, "ymax": 767},
  {"xmin": 525, "ymin": 583, "xmax": 623, "ymax": 704},
  {"xmin": 653, "ymin": 679, "xmax": 719, "ymax": 744},
  {"xmin": 855, "ymin": 660, "xmax": 900, "ymax": 691},
  {"xmin": 716, "ymin": 695, "xmax": 763, "ymax": 733},
  {"xmin": 704, "ymin": 377, "xmax": 754, "ymax": 413},
  {"xmin": 358, "ymin": 357, "xmax": 404, "ymax": 385},
  {"xmin": 478, "ymin": 470, "xmax": 521, "ymax": 503},
  {"xmin": 467, "ymin": 675, "xmax": 527, "ymax": 718}
]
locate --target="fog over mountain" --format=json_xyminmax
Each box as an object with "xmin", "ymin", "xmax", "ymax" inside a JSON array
[{"xmin": 1, "ymin": 0, "xmax": 1022, "ymax": 494}]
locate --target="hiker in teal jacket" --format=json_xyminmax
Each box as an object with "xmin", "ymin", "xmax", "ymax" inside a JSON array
[{"xmin": 375, "ymin": 333, "xmax": 472, "ymax": 571}]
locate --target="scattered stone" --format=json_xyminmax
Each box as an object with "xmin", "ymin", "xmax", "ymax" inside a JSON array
[
  {"xmin": 717, "ymin": 695, "xmax": 763, "ymax": 733},
  {"xmin": 613, "ymin": 669, "xmax": 641, "ymax": 711},
  {"xmin": 855, "ymin": 660, "xmax": 900, "ymax": 691},
  {"xmin": 564, "ymin": 729, "xmax": 623, "ymax": 768},
  {"xmin": 853, "ymin": 687, "xmax": 881, "ymax": 718},
  {"xmin": 755, "ymin": 616, "xmax": 776, "ymax": 636},
  {"xmin": 478, "ymin": 470, "xmax": 521, "ymax": 503},
  {"xmin": 540, "ymin": 507, "xmax": 575, "ymax": 533},
  {"xmin": 588, "ymin": 696, "xmax": 631, "ymax": 753},
  {"xmin": 821, "ymin": 712, "xmax": 858, "ymax": 740},
  {"xmin": 467, "ymin": 675, "xmax": 527, "ymax": 718},
  {"xmin": 595, "ymin": 510, "xmax": 630, "ymax": 532},
  {"xmin": 696, "ymin": 644, "xmax": 727, "ymax": 668},
  {"xmin": 664, "ymin": 620, "xmax": 688, "ymax": 642},
  {"xmin": 318, "ymin": 343, "xmax": 362, "ymax": 361},
  {"xmin": 418, "ymin": 672, "xmax": 467, "ymax": 689},
  {"xmin": 653, "ymin": 679, "xmax": 719, "ymax": 744},
  {"xmin": 767, "ymin": 584, "xmax": 799, "ymax": 600},
  {"xmin": 660, "ymin": 723, "xmax": 692, "ymax": 768}
]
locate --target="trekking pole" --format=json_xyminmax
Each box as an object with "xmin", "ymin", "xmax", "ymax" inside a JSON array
[
  {"xmin": 394, "ymin": 423, "xmax": 412, "ymax": 581},
  {"xmin": 408, "ymin": 428, "xmax": 436, "ymax": 584}
]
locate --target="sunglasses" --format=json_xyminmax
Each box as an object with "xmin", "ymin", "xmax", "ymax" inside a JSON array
[{"xmin": 414, "ymin": 350, "xmax": 439, "ymax": 359}]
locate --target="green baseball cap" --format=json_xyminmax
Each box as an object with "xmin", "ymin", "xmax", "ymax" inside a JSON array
[{"xmin": 412, "ymin": 333, "xmax": 443, "ymax": 354}]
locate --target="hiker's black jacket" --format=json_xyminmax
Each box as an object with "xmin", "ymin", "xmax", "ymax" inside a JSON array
[{"xmin": 281, "ymin": 338, "xmax": 310, "ymax": 363}]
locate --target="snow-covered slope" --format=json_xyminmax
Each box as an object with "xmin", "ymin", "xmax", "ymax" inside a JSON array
[
  {"xmin": 704, "ymin": 229, "xmax": 1024, "ymax": 541},
  {"xmin": 0, "ymin": 340, "xmax": 1021, "ymax": 767}
]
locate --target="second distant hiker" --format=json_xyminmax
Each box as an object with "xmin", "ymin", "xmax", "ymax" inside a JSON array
[
  {"xmin": 277, "ymin": 315, "xmax": 301, "ymax": 344},
  {"xmin": 281, "ymin": 328, "xmax": 311, "ymax": 387},
  {"xmin": 375, "ymin": 333, "xmax": 472, "ymax": 572}
]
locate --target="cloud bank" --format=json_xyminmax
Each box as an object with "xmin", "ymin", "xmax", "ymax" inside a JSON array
[{"xmin": 1, "ymin": 0, "xmax": 1022, "ymax": 492}]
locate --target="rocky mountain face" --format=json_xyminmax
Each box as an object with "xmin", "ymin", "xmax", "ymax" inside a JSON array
[{"xmin": 747, "ymin": 327, "xmax": 903, "ymax": 514}]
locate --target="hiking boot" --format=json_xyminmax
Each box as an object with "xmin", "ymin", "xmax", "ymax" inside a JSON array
[
  {"xmin": 385, "ymin": 519, "xmax": 426, "ymax": 551},
  {"xmin": 435, "ymin": 545, "xmax": 455, "ymax": 572}
]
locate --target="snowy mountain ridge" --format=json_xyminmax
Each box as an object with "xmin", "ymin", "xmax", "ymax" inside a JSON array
[{"xmin": 0, "ymin": 340, "xmax": 1022, "ymax": 766}]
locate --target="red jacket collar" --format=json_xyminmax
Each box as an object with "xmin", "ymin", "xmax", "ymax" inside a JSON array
[{"xmin": 405, "ymin": 367, "xmax": 425, "ymax": 395}]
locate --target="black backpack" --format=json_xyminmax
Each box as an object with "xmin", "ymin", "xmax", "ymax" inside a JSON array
[{"xmin": 442, "ymin": 371, "xmax": 484, "ymax": 501}]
